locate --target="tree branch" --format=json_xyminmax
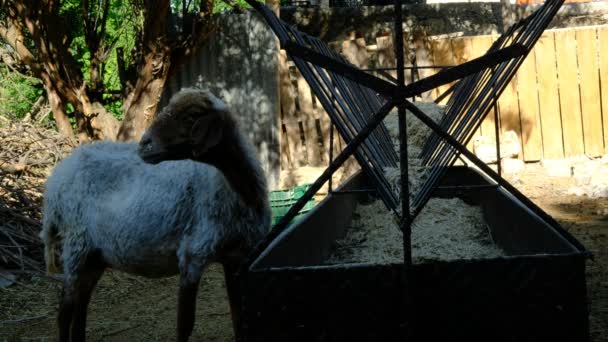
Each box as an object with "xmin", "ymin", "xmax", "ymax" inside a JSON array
[
  {"xmin": 0, "ymin": 19, "xmax": 42, "ymax": 77},
  {"xmin": 100, "ymin": 0, "xmax": 110, "ymax": 40}
]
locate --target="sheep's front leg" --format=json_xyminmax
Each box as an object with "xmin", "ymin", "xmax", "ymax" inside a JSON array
[
  {"xmin": 58, "ymin": 247, "xmax": 104, "ymax": 342},
  {"xmin": 58, "ymin": 271, "xmax": 102, "ymax": 342},
  {"xmin": 70, "ymin": 268, "xmax": 104, "ymax": 342},
  {"xmin": 177, "ymin": 259, "xmax": 205, "ymax": 342}
]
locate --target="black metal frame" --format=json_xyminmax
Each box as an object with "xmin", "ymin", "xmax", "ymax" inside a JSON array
[
  {"xmin": 233, "ymin": 1, "xmax": 595, "ymax": 340},
  {"xmin": 242, "ymin": 4, "xmax": 585, "ymax": 332},
  {"xmin": 243, "ymin": 0, "xmax": 556, "ymax": 264}
]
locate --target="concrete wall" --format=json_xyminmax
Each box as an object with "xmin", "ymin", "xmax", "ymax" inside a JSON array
[{"xmin": 160, "ymin": 12, "xmax": 281, "ymax": 189}]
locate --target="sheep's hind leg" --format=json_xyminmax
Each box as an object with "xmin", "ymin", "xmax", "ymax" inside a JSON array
[
  {"xmin": 58, "ymin": 278, "xmax": 76, "ymax": 342},
  {"xmin": 58, "ymin": 248, "xmax": 105, "ymax": 342},
  {"xmin": 177, "ymin": 259, "xmax": 206, "ymax": 342}
]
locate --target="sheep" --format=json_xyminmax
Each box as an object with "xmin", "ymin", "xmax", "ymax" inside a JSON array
[{"xmin": 40, "ymin": 88, "xmax": 271, "ymax": 342}]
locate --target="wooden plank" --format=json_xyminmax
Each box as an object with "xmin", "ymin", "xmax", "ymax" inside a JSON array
[
  {"xmin": 278, "ymin": 50, "xmax": 295, "ymax": 169},
  {"xmin": 430, "ymin": 37, "xmax": 456, "ymax": 105},
  {"xmin": 314, "ymin": 95, "xmax": 332, "ymax": 164},
  {"xmin": 376, "ymin": 35, "xmax": 395, "ymax": 68},
  {"xmin": 341, "ymin": 38, "xmax": 370, "ymax": 68},
  {"xmin": 598, "ymin": 26, "xmax": 608, "ymax": 154},
  {"xmin": 534, "ymin": 32, "xmax": 564, "ymax": 159},
  {"xmin": 516, "ymin": 43, "xmax": 543, "ymax": 161},
  {"xmin": 451, "ymin": 36, "xmax": 480, "ymax": 151},
  {"xmin": 471, "ymin": 36, "xmax": 498, "ymax": 151},
  {"xmin": 492, "ymin": 33, "xmax": 523, "ymax": 159},
  {"xmin": 498, "ymin": 78, "xmax": 523, "ymax": 159},
  {"xmin": 375, "ymin": 35, "xmax": 404, "ymax": 84},
  {"xmin": 451, "ymin": 37, "xmax": 474, "ymax": 67},
  {"xmin": 576, "ymin": 28, "xmax": 604, "ymax": 157},
  {"xmin": 413, "ymin": 35, "xmax": 436, "ymax": 101},
  {"xmin": 555, "ymin": 29, "xmax": 585, "ymax": 157},
  {"xmin": 284, "ymin": 120, "xmax": 306, "ymax": 167},
  {"xmin": 280, "ymin": 58, "xmax": 307, "ymax": 168},
  {"xmin": 280, "ymin": 123, "xmax": 291, "ymax": 169},
  {"xmin": 402, "ymin": 31, "xmax": 413, "ymax": 86},
  {"xmin": 297, "ymin": 75, "xmax": 323, "ymax": 166}
]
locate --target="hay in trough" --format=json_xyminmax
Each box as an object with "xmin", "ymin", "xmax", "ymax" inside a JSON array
[{"xmin": 326, "ymin": 198, "xmax": 504, "ymax": 265}]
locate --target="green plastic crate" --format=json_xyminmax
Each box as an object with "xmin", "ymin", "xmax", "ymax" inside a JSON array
[
  {"xmin": 269, "ymin": 184, "xmax": 310, "ymax": 203},
  {"xmin": 269, "ymin": 184, "xmax": 315, "ymax": 225}
]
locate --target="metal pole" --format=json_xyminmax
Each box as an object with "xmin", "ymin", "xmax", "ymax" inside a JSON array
[
  {"xmin": 394, "ymin": 0, "xmax": 412, "ymax": 339},
  {"xmin": 493, "ymin": 99, "xmax": 502, "ymax": 177},
  {"xmin": 329, "ymin": 124, "xmax": 334, "ymax": 193}
]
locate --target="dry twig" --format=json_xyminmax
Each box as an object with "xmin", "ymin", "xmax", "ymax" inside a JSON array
[{"xmin": 0, "ymin": 120, "xmax": 75, "ymax": 272}]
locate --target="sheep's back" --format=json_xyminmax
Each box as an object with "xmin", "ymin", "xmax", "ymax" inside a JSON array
[{"xmin": 44, "ymin": 143, "xmax": 223, "ymax": 259}]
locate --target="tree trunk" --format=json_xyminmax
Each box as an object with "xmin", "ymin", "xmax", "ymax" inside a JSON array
[
  {"xmin": 117, "ymin": 55, "xmax": 169, "ymax": 141},
  {"xmin": 45, "ymin": 85, "xmax": 74, "ymax": 139},
  {"xmin": 117, "ymin": 0, "xmax": 171, "ymax": 142},
  {"xmin": 74, "ymin": 88, "xmax": 120, "ymax": 140}
]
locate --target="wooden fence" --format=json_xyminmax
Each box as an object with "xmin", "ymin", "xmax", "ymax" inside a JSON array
[{"xmin": 279, "ymin": 24, "xmax": 608, "ymax": 168}]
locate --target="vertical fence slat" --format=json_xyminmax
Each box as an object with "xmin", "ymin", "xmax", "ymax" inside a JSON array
[
  {"xmin": 280, "ymin": 60, "xmax": 306, "ymax": 168},
  {"xmin": 414, "ymin": 34, "xmax": 436, "ymax": 100},
  {"xmin": 285, "ymin": 119, "xmax": 306, "ymax": 167},
  {"xmin": 555, "ymin": 29, "xmax": 585, "ymax": 158},
  {"xmin": 341, "ymin": 37, "xmax": 370, "ymax": 68},
  {"xmin": 598, "ymin": 26, "xmax": 608, "ymax": 154},
  {"xmin": 451, "ymin": 36, "xmax": 480, "ymax": 151},
  {"xmin": 576, "ymin": 28, "xmax": 604, "ymax": 157},
  {"xmin": 278, "ymin": 50, "xmax": 293, "ymax": 169},
  {"xmin": 376, "ymin": 35, "xmax": 396, "ymax": 71},
  {"xmin": 517, "ymin": 44, "xmax": 543, "ymax": 161},
  {"xmin": 471, "ymin": 36, "xmax": 498, "ymax": 148},
  {"xmin": 430, "ymin": 37, "xmax": 456, "ymax": 105},
  {"xmin": 297, "ymin": 75, "xmax": 323, "ymax": 166},
  {"xmin": 535, "ymin": 31, "xmax": 565, "ymax": 159},
  {"xmin": 498, "ymin": 78, "xmax": 523, "ymax": 159},
  {"xmin": 496, "ymin": 28, "xmax": 523, "ymax": 158},
  {"xmin": 314, "ymin": 96, "xmax": 333, "ymax": 164}
]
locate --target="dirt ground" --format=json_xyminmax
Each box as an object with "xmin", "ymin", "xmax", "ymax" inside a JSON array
[
  {"xmin": 503, "ymin": 163, "xmax": 608, "ymax": 342},
  {"xmin": 0, "ymin": 264, "xmax": 234, "ymax": 341},
  {"xmin": 0, "ymin": 162, "xmax": 606, "ymax": 341}
]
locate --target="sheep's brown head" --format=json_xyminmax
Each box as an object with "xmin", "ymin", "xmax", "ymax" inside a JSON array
[{"xmin": 138, "ymin": 89, "xmax": 232, "ymax": 164}]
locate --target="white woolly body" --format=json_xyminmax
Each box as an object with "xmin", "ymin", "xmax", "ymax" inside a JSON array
[{"xmin": 41, "ymin": 141, "xmax": 270, "ymax": 278}]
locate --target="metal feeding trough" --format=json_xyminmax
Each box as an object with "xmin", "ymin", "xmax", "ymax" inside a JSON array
[
  {"xmin": 226, "ymin": 167, "xmax": 590, "ymax": 341},
  {"xmin": 227, "ymin": 0, "xmax": 591, "ymax": 341}
]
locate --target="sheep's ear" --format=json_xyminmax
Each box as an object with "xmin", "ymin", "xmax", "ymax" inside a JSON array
[{"xmin": 190, "ymin": 115, "xmax": 223, "ymax": 151}]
